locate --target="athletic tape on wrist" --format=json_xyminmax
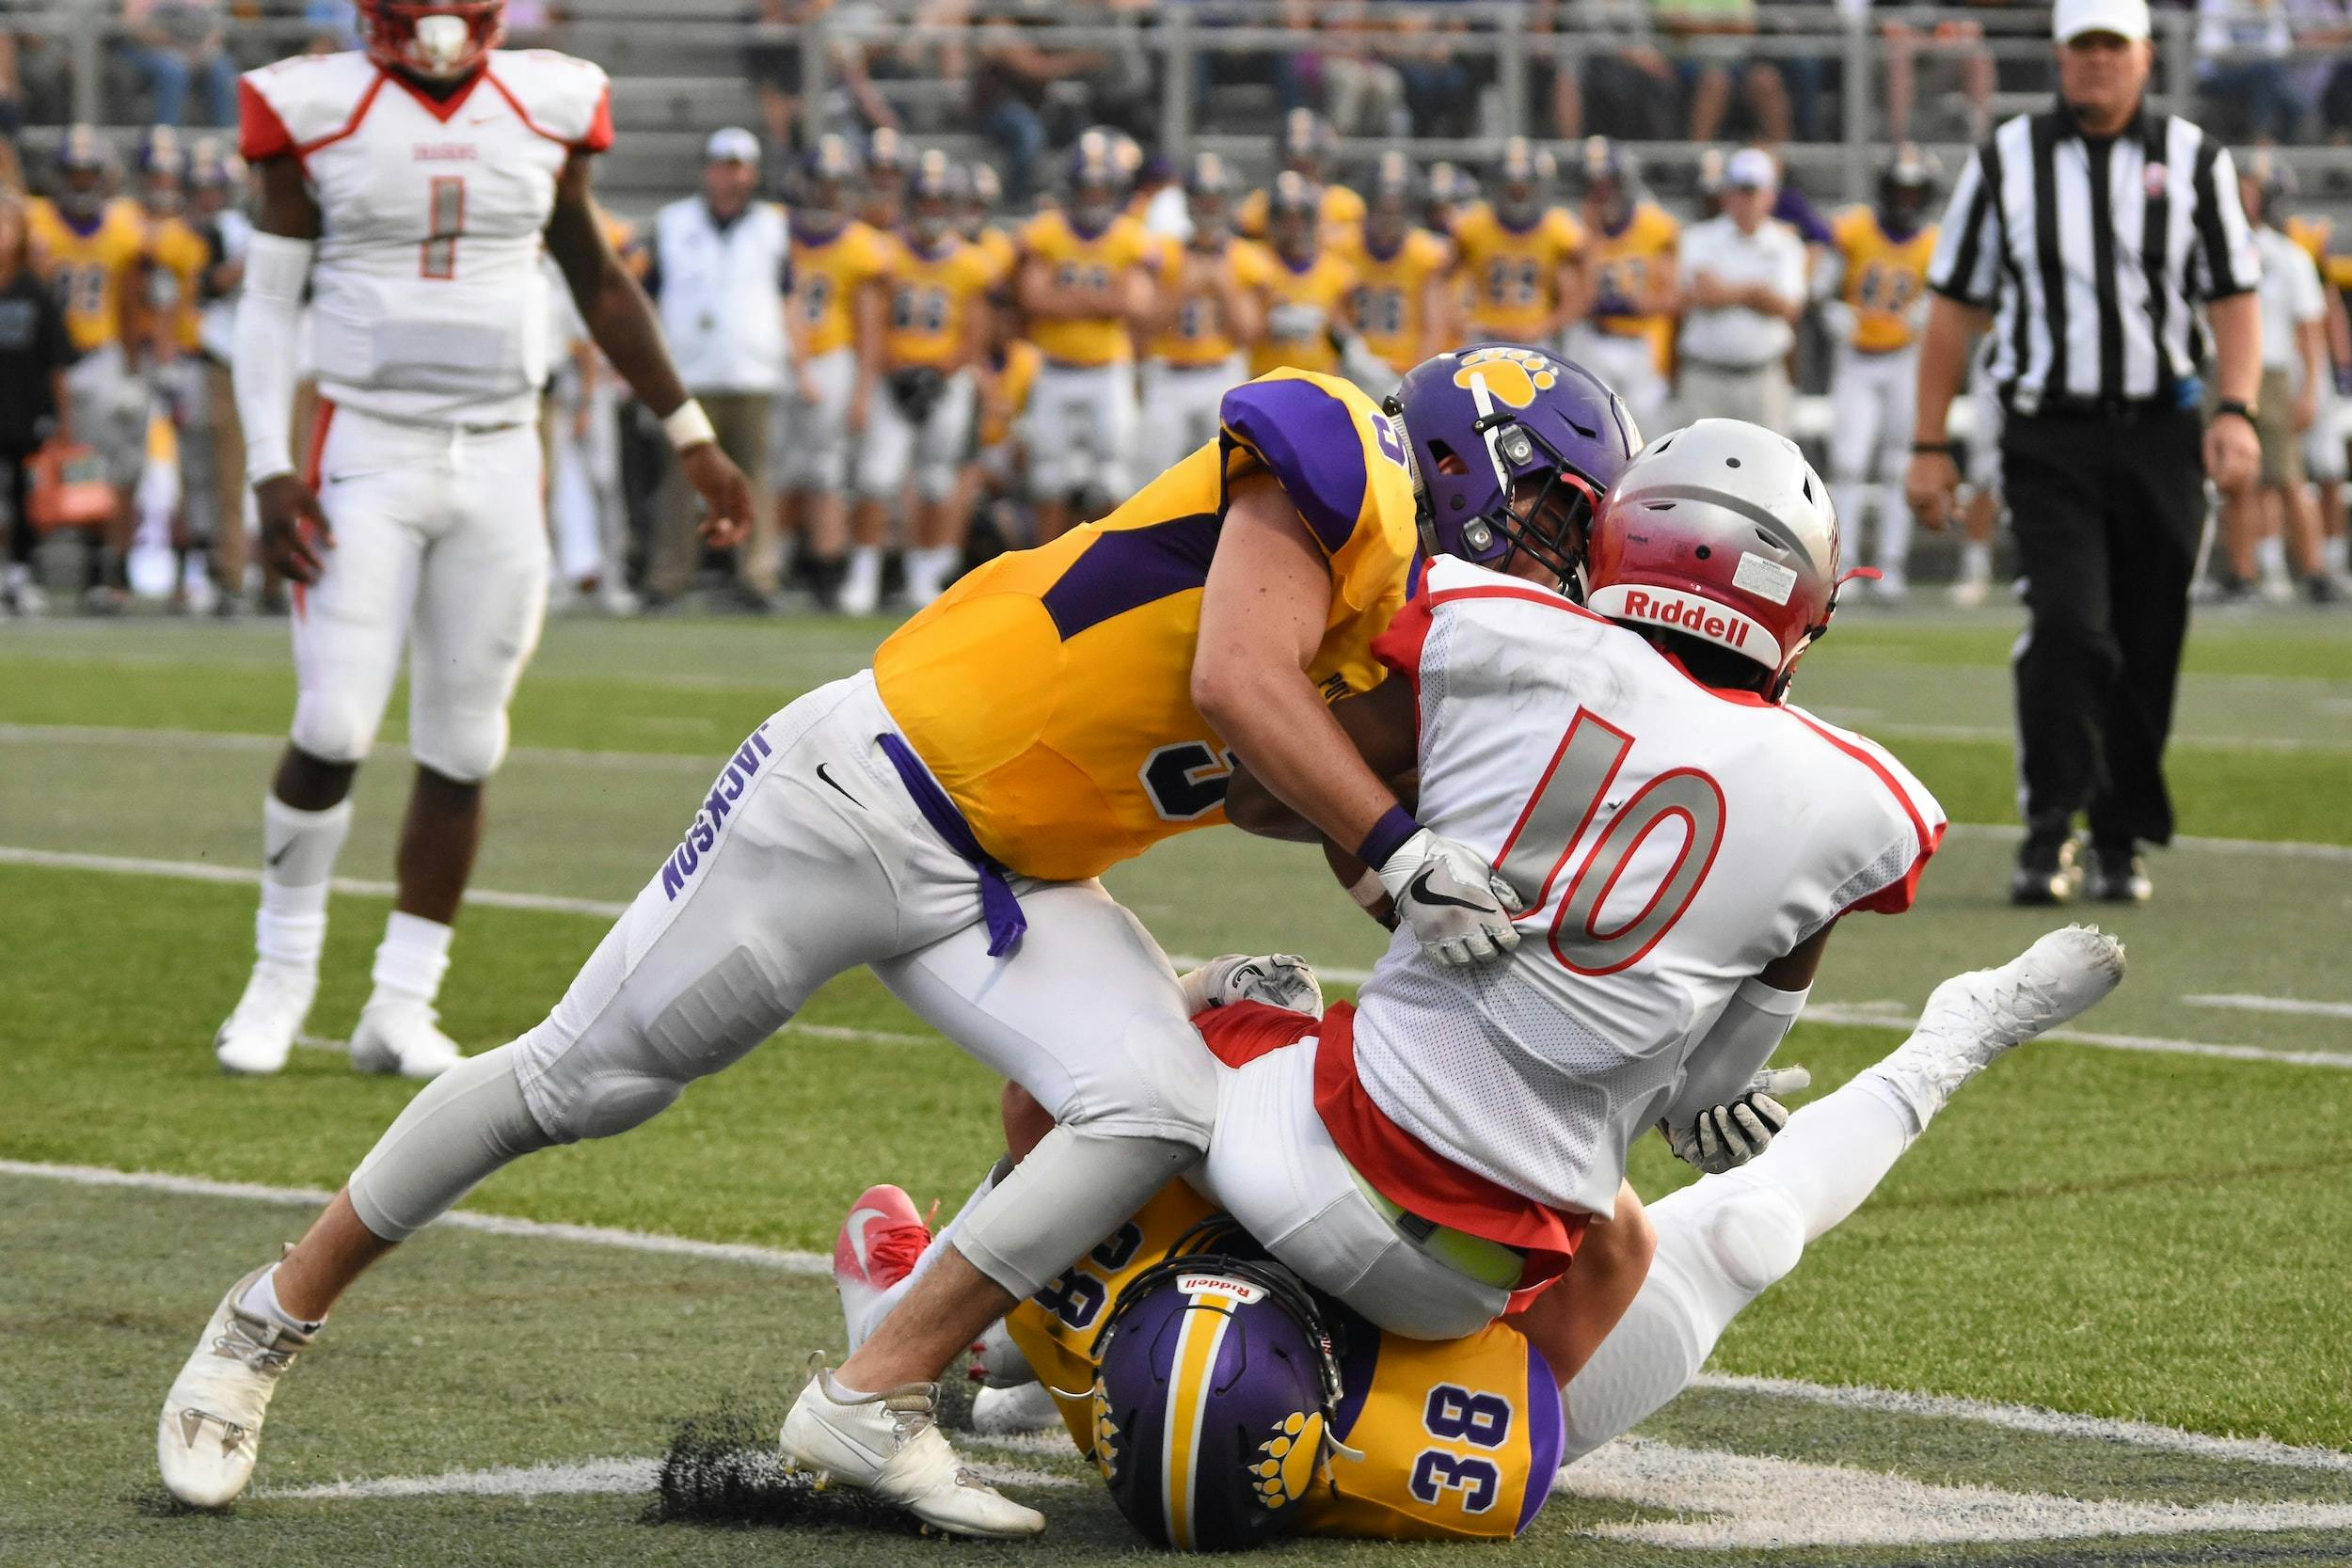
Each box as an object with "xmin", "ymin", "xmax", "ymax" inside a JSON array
[{"xmin": 662, "ymin": 398, "xmax": 718, "ymax": 451}]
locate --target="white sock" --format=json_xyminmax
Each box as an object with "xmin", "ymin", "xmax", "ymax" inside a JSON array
[
  {"xmin": 906, "ymin": 545, "xmax": 957, "ymax": 603},
  {"xmin": 1959, "ymin": 539, "xmax": 1993, "ymax": 583},
  {"xmin": 845, "ymin": 545, "xmax": 882, "ymax": 593},
  {"xmin": 1831, "ymin": 481, "xmax": 1870, "ymax": 558},
  {"xmin": 2256, "ymin": 534, "xmax": 2289, "ymax": 583},
  {"xmin": 1875, "ymin": 482, "xmax": 1913, "ymax": 578},
  {"xmin": 2325, "ymin": 534, "xmax": 2348, "ymax": 575},
  {"xmin": 237, "ymin": 1264, "xmax": 326, "ymax": 1336},
  {"xmin": 256, "ymin": 796, "xmax": 352, "ymax": 970},
  {"xmin": 4, "ymin": 561, "xmax": 27, "ymax": 590},
  {"xmin": 847, "ymin": 1164, "xmax": 998, "ymax": 1354},
  {"xmin": 368, "ymin": 911, "xmax": 453, "ymax": 1009},
  {"xmin": 1559, "ymin": 1070, "xmax": 1920, "ymax": 1463}
]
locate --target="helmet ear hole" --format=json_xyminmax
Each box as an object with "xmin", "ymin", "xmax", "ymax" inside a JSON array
[{"xmin": 1426, "ymin": 439, "xmax": 1470, "ymax": 479}]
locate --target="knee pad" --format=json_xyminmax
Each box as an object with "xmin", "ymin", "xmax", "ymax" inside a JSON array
[
  {"xmin": 1675, "ymin": 1179, "xmax": 1807, "ymax": 1299},
  {"xmin": 545, "ymin": 1068, "xmax": 685, "ymax": 1144},
  {"xmin": 407, "ymin": 706, "xmax": 508, "ymax": 784},
  {"xmin": 290, "ymin": 690, "xmax": 379, "ymax": 766}
]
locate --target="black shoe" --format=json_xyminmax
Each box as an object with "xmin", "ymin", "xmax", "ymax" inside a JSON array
[
  {"xmin": 2086, "ymin": 841, "xmax": 2153, "ymax": 903},
  {"xmin": 2010, "ymin": 834, "xmax": 2078, "ymax": 906}
]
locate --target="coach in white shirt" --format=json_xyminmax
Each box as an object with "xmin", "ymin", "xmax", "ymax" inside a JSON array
[
  {"xmin": 647, "ymin": 127, "xmax": 793, "ymax": 603},
  {"xmin": 1676, "ymin": 149, "xmax": 1808, "ymax": 433}
]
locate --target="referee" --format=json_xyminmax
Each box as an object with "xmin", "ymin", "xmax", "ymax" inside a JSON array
[{"xmin": 1906, "ymin": 0, "xmax": 2262, "ymax": 908}]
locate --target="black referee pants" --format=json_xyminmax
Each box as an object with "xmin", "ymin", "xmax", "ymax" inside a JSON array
[{"xmin": 2001, "ymin": 405, "xmax": 2203, "ymax": 849}]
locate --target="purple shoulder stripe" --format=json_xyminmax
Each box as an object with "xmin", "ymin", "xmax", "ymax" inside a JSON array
[
  {"xmin": 1518, "ymin": 1341, "xmax": 1565, "ymax": 1534},
  {"xmin": 1039, "ymin": 512, "xmax": 1222, "ymax": 640},
  {"xmin": 1219, "ymin": 376, "xmax": 1369, "ymax": 557}
]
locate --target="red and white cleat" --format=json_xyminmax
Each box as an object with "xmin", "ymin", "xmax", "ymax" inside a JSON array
[{"xmin": 834, "ymin": 1184, "xmax": 933, "ymax": 1354}]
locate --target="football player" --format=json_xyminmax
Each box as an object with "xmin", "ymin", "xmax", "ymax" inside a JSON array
[
  {"xmin": 1818, "ymin": 147, "xmax": 1941, "ymax": 602},
  {"xmin": 1341, "ymin": 152, "xmax": 1454, "ymax": 384},
  {"xmin": 183, "ymin": 137, "xmax": 254, "ymax": 614},
  {"xmin": 1236, "ymin": 109, "xmax": 1365, "ymax": 249},
  {"xmin": 1452, "ymin": 137, "xmax": 1586, "ymax": 350},
  {"xmin": 960, "ymin": 159, "xmax": 1018, "ymax": 288},
  {"xmin": 1566, "ymin": 137, "xmax": 1677, "ymax": 436},
  {"xmin": 1136, "ymin": 152, "xmax": 1271, "ymax": 480},
  {"xmin": 131, "ymin": 128, "xmax": 220, "ymax": 609},
  {"xmin": 28, "ymin": 125, "xmax": 148, "ymax": 607},
  {"xmin": 1422, "ymin": 160, "xmax": 1477, "ymax": 240},
  {"xmin": 156, "ymin": 351, "xmax": 1633, "ymax": 1538},
  {"xmin": 777, "ymin": 135, "xmax": 893, "ymax": 609},
  {"xmin": 859, "ymin": 123, "xmax": 910, "ymax": 233},
  {"xmin": 838, "ymin": 927, "xmax": 2122, "ymax": 1550},
  {"xmin": 1248, "ymin": 172, "xmax": 1361, "ymax": 382},
  {"xmin": 1014, "ymin": 129, "xmax": 1158, "ymax": 542},
  {"xmin": 204, "ymin": 4, "xmax": 752, "ymax": 1082},
  {"xmin": 854, "ymin": 150, "xmax": 998, "ymax": 610}
]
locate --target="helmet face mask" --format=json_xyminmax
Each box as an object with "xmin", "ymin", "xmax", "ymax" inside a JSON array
[
  {"xmin": 1876, "ymin": 144, "xmax": 1939, "ymax": 236},
  {"xmin": 360, "ymin": 1, "xmax": 504, "ymax": 82}
]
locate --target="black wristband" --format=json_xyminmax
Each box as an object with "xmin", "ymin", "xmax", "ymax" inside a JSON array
[
  {"xmin": 1911, "ymin": 440, "xmax": 1955, "ymax": 456},
  {"xmin": 2213, "ymin": 400, "xmax": 2258, "ymax": 429}
]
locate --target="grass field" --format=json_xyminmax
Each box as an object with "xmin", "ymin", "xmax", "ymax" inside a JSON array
[{"xmin": 3, "ymin": 599, "xmax": 2349, "ymax": 1567}]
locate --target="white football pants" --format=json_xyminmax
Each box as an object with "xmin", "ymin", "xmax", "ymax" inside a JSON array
[
  {"xmin": 1827, "ymin": 343, "xmax": 1921, "ymax": 582},
  {"xmin": 1026, "ymin": 360, "xmax": 1137, "ymax": 504},
  {"xmin": 1136, "ymin": 357, "xmax": 1242, "ymax": 482},
  {"xmin": 774, "ymin": 347, "xmax": 856, "ymax": 494},
  {"xmin": 1566, "ymin": 327, "xmax": 1670, "ymax": 440}
]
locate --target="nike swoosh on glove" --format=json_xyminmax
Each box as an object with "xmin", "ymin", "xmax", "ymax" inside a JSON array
[
  {"xmin": 1660, "ymin": 1066, "xmax": 1812, "ymax": 1174},
  {"xmin": 1375, "ymin": 828, "xmax": 1528, "ymax": 968}
]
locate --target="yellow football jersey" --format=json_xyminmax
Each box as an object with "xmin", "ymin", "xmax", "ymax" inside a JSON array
[
  {"xmin": 974, "ymin": 224, "xmax": 1019, "ymax": 292},
  {"xmin": 1342, "ymin": 228, "xmax": 1453, "ymax": 374},
  {"xmin": 1237, "ymin": 182, "xmax": 1367, "ymax": 250},
  {"xmin": 1017, "ymin": 208, "xmax": 1157, "ymax": 367},
  {"xmin": 29, "ymin": 198, "xmax": 148, "ymax": 353},
  {"xmin": 871, "ymin": 370, "xmax": 1420, "ymax": 882},
  {"xmin": 1832, "ymin": 206, "xmax": 1939, "ymax": 354},
  {"xmin": 978, "ymin": 339, "xmax": 1041, "ymax": 450},
  {"xmin": 1146, "ymin": 238, "xmax": 1279, "ymax": 368},
  {"xmin": 1587, "ymin": 200, "xmax": 1681, "ymax": 372},
  {"xmin": 1249, "ymin": 250, "xmax": 1359, "ymax": 378},
  {"xmin": 882, "ymin": 234, "xmax": 997, "ymax": 371},
  {"xmin": 1452, "ymin": 201, "xmax": 1584, "ymax": 342},
  {"xmin": 791, "ymin": 218, "xmax": 894, "ymax": 358},
  {"xmin": 2287, "ymin": 214, "xmax": 2352, "ymax": 294},
  {"xmin": 144, "ymin": 214, "xmax": 212, "ymax": 353},
  {"xmin": 1009, "ymin": 1182, "xmax": 1563, "ymax": 1544}
]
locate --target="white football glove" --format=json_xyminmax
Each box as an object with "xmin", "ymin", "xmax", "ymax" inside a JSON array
[
  {"xmin": 1375, "ymin": 828, "xmax": 1527, "ymax": 968},
  {"xmin": 1181, "ymin": 953, "xmax": 1325, "ymax": 1019},
  {"xmin": 1660, "ymin": 1066, "xmax": 1812, "ymax": 1175}
]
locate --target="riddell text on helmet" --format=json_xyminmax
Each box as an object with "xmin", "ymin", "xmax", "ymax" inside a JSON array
[{"xmin": 1619, "ymin": 588, "xmax": 1751, "ymax": 649}]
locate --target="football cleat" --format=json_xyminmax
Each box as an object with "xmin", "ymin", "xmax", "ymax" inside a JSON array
[
  {"xmin": 1886, "ymin": 925, "xmax": 2126, "ymax": 1114},
  {"xmin": 835, "ymin": 1184, "xmax": 932, "ymax": 1354},
  {"xmin": 1180, "ymin": 953, "xmax": 1325, "ymax": 1019},
  {"xmin": 972, "ymin": 1380, "xmax": 1062, "ymax": 1437},
  {"xmin": 215, "ymin": 960, "xmax": 319, "ymax": 1076},
  {"xmin": 780, "ymin": 1358, "xmax": 1045, "ymax": 1539},
  {"xmin": 2086, "ymin": 842, "xmax": 2153, "ymax": 903},
  {"xmin": 966, "ymin": 1316, "xmax": 1038, "ymax": 1388},
  {"xmin": 348, "ymin": 996, "xmax": 461, "ymax": 1079},
  {"xmin": 2009, "ymin": 834, "xmax": 2079, "ymax": 907},
  {"xmin": 157, "ymin": 1265, "xmax": 313, "ymax": 1508}
]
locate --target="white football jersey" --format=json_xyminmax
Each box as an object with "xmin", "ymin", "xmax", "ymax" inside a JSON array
[
  {"xmin": 1351, "ymin": 557, "xmax": 1945, "ymax": 1219},
  {"xmin": 239, "ymin": 49, "xmax": 614, "ymax": 427}
]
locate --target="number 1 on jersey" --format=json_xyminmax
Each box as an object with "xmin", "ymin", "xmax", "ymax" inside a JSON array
[
  {"xmin": 1494, "ymin": 708, "xmax": 1725, "ymax": 976},
  {"xmin": 421, "ymin": 176, "xmax": 466, "ymax": 280}
]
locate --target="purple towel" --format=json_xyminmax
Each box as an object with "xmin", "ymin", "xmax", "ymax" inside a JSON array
[{"xmin": 876, "ymin": 732, "xmax": 1027, "ymax": 958}]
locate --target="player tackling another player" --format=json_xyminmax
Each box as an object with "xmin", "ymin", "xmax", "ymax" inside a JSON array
[{"xmin": 209, "ymin": 0, "xmax": 752, "ymax": 1082}]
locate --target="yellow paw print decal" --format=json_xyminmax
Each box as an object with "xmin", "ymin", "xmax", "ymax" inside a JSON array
[
  {"xmin": 1089, "ymin": 1384, "xmax": 1121, "ymax": 1482},
  {"xmin": 1249, "ymin": 1410, "xmax": 1327, "ymax": 1509},
  {"xmin": 1453, "ymin": 345, "xmax": 1559, "ymax": 409}
]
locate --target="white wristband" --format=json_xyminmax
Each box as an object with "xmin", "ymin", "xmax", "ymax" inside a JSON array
[
  {"xmin": 662, "ymin": 398, "xmax": 717, "ymax": 451},
  {"xmin": 1347, "ymin": 866, "xmax": 1388, "ymax": 912}
]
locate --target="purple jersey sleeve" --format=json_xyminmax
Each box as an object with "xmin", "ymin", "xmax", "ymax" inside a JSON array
[{"xmin": 1219, "ymin": 374, "xmax": 1372, "ymax": 557}]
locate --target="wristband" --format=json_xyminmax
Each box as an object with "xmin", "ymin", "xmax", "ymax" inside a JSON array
[
  {"xmin": 1911, "ymin": 439, "xmax": 1954, "ymax": 456},
  {"xmin": 1357, "ymin": 805, "xmax": 1421, "ymax": 871},
  {"xmin": 662, "ymin": 398, "xmax": 718, "ymax": 451},
  {"xmin": 2212, "ymin": 399, "xmax": 2258, "ymax": 429}
]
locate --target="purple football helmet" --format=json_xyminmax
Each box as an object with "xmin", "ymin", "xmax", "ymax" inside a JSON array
[
  {"xmin": 1387, "ymin": 343, "xmax": 1642, "ymax": 591},
  {"xmin": 1089, "ymin": 1247, "xmax": 1347, "ymax": 1553}
]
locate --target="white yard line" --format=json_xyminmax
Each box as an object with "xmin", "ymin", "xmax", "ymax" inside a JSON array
[
  {"xmin": 1802, "ymin": 1004, "xmax": 2352, "ymax": 1070},
  {"xmin": 0, "ymin": 721, "xmax": 714, "ymax": 774},
  {"xmin": 257, "ymin": 1451, "xmax": 1077, "ymax": 1502},
  {"xmin": 11, "ymin": 1155, "xmax": 2351, "ymax": 1482},
  {"xmin": 1857, "ymin": 721, "xmax": 2351, "ymax": 755},
  {"xmin": 2185, "ymin": 993, "xmax": 2352, "ymax": 1022},
  {"xmin": 1568, "ymin": 1435, "xmax": 2352, "ymax": 1549},
  {"xmin": 0, "ymin": 845, "xmax": 634, "ymax": 920}
]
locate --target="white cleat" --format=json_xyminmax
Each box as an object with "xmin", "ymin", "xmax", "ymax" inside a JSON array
[
  {"xmin": 779, "ymin": 1359, "xmax": 1045, "ymax": 1539},
  {"xmin": 157, "ymin": 1265, "xmax": 314, "ymax": 1508},
  {"xmin": 1949, "ymin": 576, "xmax": 1990, "ymax": 609},
  {"xmin": 972, "ymin": 1381, "xmax": 1062, "ymax": 1438},
  {"xmin": 348, "ymin": 997, "xmax": 462, "ymax": 1079},
  {"xmin": 215, "ymin": 961, "xmax": 319, "ymax": 1076},
  {"xmin": 1897, "ymin": 925, "xmax": 2127, "ymax": 1101}
]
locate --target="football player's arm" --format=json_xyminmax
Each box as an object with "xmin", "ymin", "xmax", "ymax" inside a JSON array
[
  {"xmin": 547, "ymin": 154, "xmax": 751, "ymax": 548},
  {"xmin": 1224, "ymin": 676, "xmax": 1418, "ymax": 842},
  {"xmin": 1218, "ymin": 261, "xmax": 1263, "ymax": 344},
  {"xmin": 1655, "ymin": 925, "xmax": 1834, "ymax": 1174},
  {"xmin": 1117, "ymin": 261, "xmax": 1155, "ymax": 338},
  {"xmin": 234, "ymin": 155, "xmax": 329, "ymax": 582},
  {"xmin": 1811, "ymin": 249, "xmax": 1856, "ymax": 344},
  {"xmin": 847, "ymin": 275, "xmax": 886, "ymax": 435}
]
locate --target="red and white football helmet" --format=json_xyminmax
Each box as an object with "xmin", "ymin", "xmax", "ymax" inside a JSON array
[
  {"xmin": 1583, "ymin": 418, "xmax": 1844, "ymax": 702},
  {"xmin": 359, "ymin": 0, "xmax": 504, "ymax": 81}
]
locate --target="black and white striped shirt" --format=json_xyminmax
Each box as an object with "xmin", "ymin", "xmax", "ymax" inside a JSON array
[{"xmin": 1927, "ymin": 104, "xmax": 2260, "ymax": 414}]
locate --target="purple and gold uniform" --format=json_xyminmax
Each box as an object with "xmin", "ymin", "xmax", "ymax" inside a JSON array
[
  {"xmin": 1009, "ymin": 1182, "xmax": 1565, "ymax": 1543},
  {"xmin": 871, "ymin": 369, "xmax": 1420, "ymax": 882}
]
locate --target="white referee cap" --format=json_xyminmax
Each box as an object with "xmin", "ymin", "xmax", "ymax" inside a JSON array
[
  {"xmin": 2054, "ymin": 0, "xmax": 2150, "ymax": 43},
  {"xmin": 705, "ymin": 127, "xmax": 762, "ymax": 165},
  {"xmin": 1724, "ymin": 148, "xmax": 1778, "ymax": 191}
]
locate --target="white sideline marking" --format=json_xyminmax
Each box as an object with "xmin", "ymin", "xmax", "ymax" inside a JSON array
[
  {"xmin": 1566, "ymin": 1435, "xmax": 2352, "ymax": 1549},
  {"xmin": 1689, "ymin": 1373, "xmax": 2352, "ymax": 1475},
  {"xmin": 1938, "ymin": 821, "xmax": 2352, "ymax": 864},
  {"xmin": 2185, "ymin": 992, "xmax": 2352, "ymax": 1022},
  {"xmin": 1802, "ymin": 1004, "xmax": 2352, "ymax": 1070},
  {"xmin": 294, "ymin": 1019, "xmax": 940, "ymax": 1056},
  {"xmin": 0, "ymin": 721, "xmax": 716, "ymax": 773},
  {"xmin": 258, "ymin": 1452, "xmax": 1076, "ymax": 1502},
  {"xmin": 1859, "ymin": 721, "xmax": 2351, "ymax": 756},
  {"xmin": 0, "ymin": 1159, "xmax": 831, "ymax": 1275},
  {"xmin": 12, "ymin": 1155, "xmax": 2352, "ymax": 1483},
  {"xmin": 0, "ymin": 845, "xmax": 634, "ymax": 920}
]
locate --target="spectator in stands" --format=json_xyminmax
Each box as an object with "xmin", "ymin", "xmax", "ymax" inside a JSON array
[
  {"xmin": 0, "ymin": 26, "xmax": 24, "ymax": 146},
  {"xmin": 1659, "ymin": 0, "xmax": 1791, "ymax": 142},
  {"xmin": 1878, "ymin": 1, "xmax": 1998, "ymax": 143},
  {"xmin": 748, "ymin": 0, "xmax": 823, "ymax": 154},
  {"xmin": 1394, "ymin": 0, "xmax": 1481, "ymax": 137},
  {"xmin": 1675, "ymin": 147, "xmax": 1805, "ymax": 430},
  {"xmin": 971, "ymin": 5, "xmax": 1101, "ymax": 200},
  {"xmin": 302, "ymin": 0, "xmax": 360, "ymax": 52},
  {"xmin": 0, "ymin": 193, "xmax": 72, "ymax": 617},
  {"xmin": 2197, "ymin": 0, "xmax": 2303, "ymax": 138},
  {"xmin": 120, "ymin": 0, "xmax": 237, "ymax": 128},
  {"xmin": 1549, "ymin": 0, "xmax": 1683, "ymax": 140},
  {"xmin": 1319, "ymin": 1, "xmax": 1410, "ymax": 136}
]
